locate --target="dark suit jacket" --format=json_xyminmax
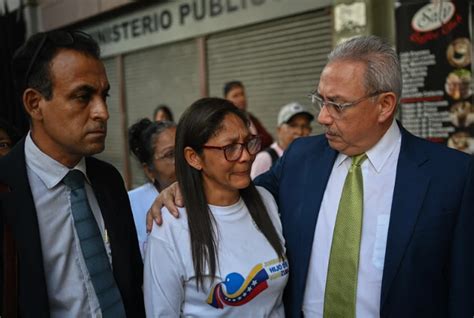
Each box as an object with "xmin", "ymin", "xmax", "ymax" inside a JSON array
[
  {"xmin": 0, "ymin": 138, "xmax": 145, "ymax": 317},
  {"xmin": 255, "ymin": 123, "xmax": 474, "ymax": 318}
]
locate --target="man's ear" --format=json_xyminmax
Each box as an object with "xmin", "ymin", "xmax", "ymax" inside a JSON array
[
  {"xmin": 23, "ymin": 88, "xmax": 44, "ymax": 120},
  {"xmin": 377, "ymin": 92, "xmax": 397, "ymax": 123},
  {"xmin": 184, "ymin": 146, "xmax": 202, "ymax": 170}
]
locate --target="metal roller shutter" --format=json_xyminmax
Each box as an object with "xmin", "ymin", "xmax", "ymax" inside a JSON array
[
  {"xmin": 96, "ymin": 57, "xmax": 127, "ymax": 182},
  {"xmin": 124, "ymin": 39, "xmax": 200, "ymax": 188},
  {"xmin": 207, "ymin": 8, "xmax": 333, "ymax": 137}
]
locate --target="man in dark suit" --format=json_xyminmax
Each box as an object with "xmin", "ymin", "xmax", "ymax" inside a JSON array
[
  {"xmin": 151, "ymin": 35, "xmax": 474, "ymax": 318},
  {"xmin": 0, "ymin": 30, "xmax": 145, "ymax": 317},
  {"xmin": 255, "ymin": 36, "xmax": 474, "ymax": 317}
]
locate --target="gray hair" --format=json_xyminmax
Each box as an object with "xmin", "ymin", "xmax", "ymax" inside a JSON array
[
  {"xmin": 328, "ymin": 35, "xmax": 402, "ymax": 104},
  {"xmin": 128, "ymin": 118, "xmax": 176, "ymax": 167}
]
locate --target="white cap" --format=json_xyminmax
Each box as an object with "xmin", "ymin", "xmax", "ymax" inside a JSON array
[{"xmin": 277, "ymin": 102, "xmax": 314, "ymax": 126}]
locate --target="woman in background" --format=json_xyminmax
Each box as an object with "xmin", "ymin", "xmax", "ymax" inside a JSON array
[
  {"xmin": 153, "ymin": 104, "xmax": 174, "ymax": 122},
  {"xmin": 0, "ymin": 118, "xmax": 21, "ymax": 157},
  {"xmin": 128, "ymin": 118, "xmax": 176, "ymax": 257},
  {"xmin": 144, "ymin": 98, "xmax": 288, "ymax": 317}
]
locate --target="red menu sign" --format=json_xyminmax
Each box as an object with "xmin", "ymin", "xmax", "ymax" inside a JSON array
[{"xmin": 396, "ymin": 0, "xmax": 473, "ymax": 154}]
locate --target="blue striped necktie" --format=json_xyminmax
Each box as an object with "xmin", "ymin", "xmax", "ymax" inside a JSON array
[{"xmin": 63, "ymin": 170, "xmax": 126, "ymax": 317}]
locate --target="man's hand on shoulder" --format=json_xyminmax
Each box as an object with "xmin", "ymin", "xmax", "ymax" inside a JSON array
[{"xmin": 146, "ymin": 182, "xmax": 183, "ymax": 232}]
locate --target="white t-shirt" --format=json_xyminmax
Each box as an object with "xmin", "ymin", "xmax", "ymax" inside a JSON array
[
  {"xmin": 144, "ymin": 186, "xmax": 288, "ymax": 317},
  {"xmin": 128, "ymin": 182, "xmax": 159, "ymax": 259}
]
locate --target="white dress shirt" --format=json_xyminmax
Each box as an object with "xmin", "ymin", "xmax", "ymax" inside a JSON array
[
  {"xmin": 302, "ymin": 120, "xmax": 401, "ymax": 317},
  {"xmin": 25, "ymin": 132, "xmax": 111, "ymax": 318}
]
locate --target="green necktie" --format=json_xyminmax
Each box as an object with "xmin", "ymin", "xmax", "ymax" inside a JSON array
[{"xmin": 324, "ymin": 153, "xmax": 367, "ymax": 318}]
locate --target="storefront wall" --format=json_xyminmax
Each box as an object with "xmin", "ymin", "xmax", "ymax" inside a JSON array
[
  {"xmin": 207, "ymin": 8, "xmax": 332, "ymax": 139},
  {"xmin": 124, "ymin": 39, "xmax": 201, "ymax": 187},
  {"xmin": 83, "ymin": 0, "xmax": 333, "ymax": 188}
]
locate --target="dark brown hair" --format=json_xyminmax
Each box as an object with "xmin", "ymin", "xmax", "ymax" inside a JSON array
[{"xmin": 175, "ymin": 97, "xmax": 284, "ymax": 289}]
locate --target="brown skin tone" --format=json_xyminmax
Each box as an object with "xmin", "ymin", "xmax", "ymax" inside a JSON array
[
  {"xmin": 184, "ymin": 113, "xmax": 255, "ymax": 206},
  {"xmin": 317, "ymin": 60, "xmax": 397, "ymax": 156},
  {"xmin": 146, "ymin": 59, "xmax": 398, "ymax": 229},
  {"xmin": 0, "ymin": 128, "xmax": 12, "ymax": 157},
  {"xmin": 224, "ymin": 86, "xmax": 260, "ymax": 135},
  {"xmin": 225, "ymin": 86, "xmax": 247, "ymax": 111},
  {"xmin": 23, "ymin": 49, "xmax": 110, "ymax": 168},
  {"xmin": 144, "ymin": 127, "xmax": 177, "ymax": 191},
  {"xmin": 277, "ymin": 114, "xmax": 312, "ymax": 151}
]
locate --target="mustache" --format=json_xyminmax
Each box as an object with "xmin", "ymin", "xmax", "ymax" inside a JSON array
[{"xmin": 88, "ymin": 122, "xmax": 107, "ymax": 133}]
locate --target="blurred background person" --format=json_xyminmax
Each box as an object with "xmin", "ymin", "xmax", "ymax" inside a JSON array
[
  {"xmin": 144, "ymin": 98, "xmax": 287, "ymax": 317},
  {"xmin": 224, "ymin": 80, "xmax": 274, "ymax": 149},
  {"xmin": 0, "ymin": 118, "xmax": 21, "ymax": 157},
  {"xmin": 153, "ymin": 104, "xmax": 174, "ymax": 122},
  {"xmin": 251, "ymin": 102, "xmax": 313, "ymax": 179},
  {"xmin": 128, "ymin": 118, "xmax": 176, "ymax": 257}
]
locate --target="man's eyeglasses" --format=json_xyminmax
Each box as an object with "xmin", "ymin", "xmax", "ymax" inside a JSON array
[
  {"xmin": 308, "ymin": 91, "xmax": 387, "ymax": 119},
  {"xmin": 24, "ymin": 30, "xmax": 93, "ymax": 87},
  {"xmin": 202, "ymin": 135, "xmax": 262, "ymax": 162}
]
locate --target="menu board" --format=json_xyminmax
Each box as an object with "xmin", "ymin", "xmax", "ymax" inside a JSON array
[{"xmin": 396, "ymin": 0, "xmax": 473, "ymax": 153}]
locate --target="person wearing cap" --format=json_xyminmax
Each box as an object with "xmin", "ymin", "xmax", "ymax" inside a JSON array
[
  {"xmin": 147, "ymin": 35, "xmax": 474, "ymax": 318},
  {"xmin": 251, "ymin": 102, "xmax": 314, "ymax": 179}
]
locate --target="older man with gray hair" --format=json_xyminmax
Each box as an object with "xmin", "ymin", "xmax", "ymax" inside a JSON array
[
  {"xmin": 258, "ymin": 34, "xmax": 474, "ymax": 318},
  {"xmin": 150, "ymin": 35, "xmax": 474, "ymax": 318}
]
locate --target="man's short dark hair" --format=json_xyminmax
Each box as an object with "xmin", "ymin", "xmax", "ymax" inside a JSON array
[
  {"xmin": 12, "ymin": 30, "xmax": 100, "ymax": 101},
  {"xmin": 223, "ymin": 80, "xmax": 244, "ymax": 97}
]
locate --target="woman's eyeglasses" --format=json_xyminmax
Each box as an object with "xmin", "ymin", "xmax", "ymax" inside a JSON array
[{"xmin": 202, "ymin": 135, "xmax": 262, "ymax": 162}]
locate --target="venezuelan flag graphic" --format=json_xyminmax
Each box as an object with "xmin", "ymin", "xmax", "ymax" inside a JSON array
[{"xmin": 207, "ymin": 263, "xmax": 269, "ymax": 309}]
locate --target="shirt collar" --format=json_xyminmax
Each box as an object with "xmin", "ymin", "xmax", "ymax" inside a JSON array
[
  {"xmin": 25, "ymin": 132, "xmax": 89, "ymax": 189},
  {"xmin": 335, "ymin": 120, "xmax": 401, "ymax": 173}
]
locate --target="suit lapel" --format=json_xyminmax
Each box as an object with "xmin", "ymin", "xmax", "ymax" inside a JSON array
[
  {"xmin": 85, "ymin": 159, "xmax": 112, "ymax": 240},
  {"xmin": 297, "ymin": 142, "xmax": 338, "ymax": 290},
  {"xmin": 85, "ymin": 158, "xmax": 118, "ymax": 260},
  {"xmin": 1, "ymin": 139, "xmax": 50, "ymax": 313},
  {"xmin": 380, "ymin": 127, "xmax": 430, "ymax": 309}
]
